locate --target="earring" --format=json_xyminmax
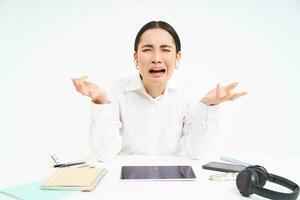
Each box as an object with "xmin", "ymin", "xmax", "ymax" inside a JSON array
[
  {"xmin": 175, "ymin": 60, "xmax": 180, "ymax": 69},
  {"xmin": 134, "ymin": 60, "xmax": 139, "ymax": 70}
]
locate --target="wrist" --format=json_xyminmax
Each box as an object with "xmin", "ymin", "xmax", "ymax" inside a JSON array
[
  {"xmin": 201, "ymin": 99, "xmax": 216, "ymax": 106},
  {"xmin": 92, "ymin": 95, "xmax": 109, "ymax": 104}
]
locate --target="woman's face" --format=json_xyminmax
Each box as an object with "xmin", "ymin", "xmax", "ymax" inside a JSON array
[{"xmin": 134, "ymin": 28, "xmax": 180, "ymax": 87}]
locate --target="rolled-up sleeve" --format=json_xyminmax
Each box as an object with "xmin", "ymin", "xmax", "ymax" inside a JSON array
[
  {"xmin": 89, "ymin": 102, "xmax": 122, "ymax": 161},
  {"xmin": 180, "ymin": 102, "xmax": 218, "ymax": 160}
]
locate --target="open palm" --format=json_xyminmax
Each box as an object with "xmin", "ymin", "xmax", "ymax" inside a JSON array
[{"xmin": 201, "ymin": 82, "xmax": 247, "ymax": 106}]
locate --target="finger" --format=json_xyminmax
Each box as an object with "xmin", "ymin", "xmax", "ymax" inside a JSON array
[
  {"xmin": 71, "ymin": 78, "xmax": 79, "ymax": 85},
  {"xmin": 240, "ymin": 91, "xmax": 248, "ymax": 96},
  {"xmin": 229, "ymin": 93, "xmax": 240, "ymax": 101},
  {"xmin": 216, "ymin": 83, "xmax": 220, "ymax": 98},
  {"xmin": 71, "ymin": 79, "xmax": 77, "ymax": 88},
  {"xmin": 80, "ymin": 84, "xmax": 91, "ymax": 96},
  {"xmin": 76, "ymin": 76, "xmax": 87, "ymax": 84},
  {"xmin": 80, "ymin": 83, "xmax": 88, "ymax": 91},
  {"xmin": 71, "ymin": 77, "xmax": 80, "ymax": 84},
  {"xmin": 75, "ymin": 82, "xmax": 82, "ymax": 92},
  {"xmin": 71, "ymin": 77, "xmax": 81, "ymax": 82},
  {"xmin": 223, "ymin": 86, "xmax": 232, "ymax": 99},
  {"xmin": 75, "ymin": 79, "xmax": 88, "ymax": 92},
  {"xmin": 227, "ymin": 82, "xmax": 238, "ymax": 91},
  {"xmin": 89, "ymin": 90, "xmax": 98, "ymax": 99},
  {"xmin": 76, "ymin": 76, "xmax": 88, "ymax": 88},
  {"xmin": 229, "ymin": 92, "xmax": 247, "ymax": 101},
  {"xmin": 223, "ymin": 82, "xmax": 238, "ymax": 99},
  {"xmin": 80, "ymin": 76, "xmax": 88, "ymax": 82},
  {"xmin": 85, "ymin": 82, "xmax": 93, "ymax": 87},
  {"xmin": 71, "ymin": 79, "xmax": 80, "ymax": 90}
]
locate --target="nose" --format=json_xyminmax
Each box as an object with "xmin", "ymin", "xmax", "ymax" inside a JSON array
[{"xmin": 152, "ymin": 52, "xmax": 162, "ymax": 64}]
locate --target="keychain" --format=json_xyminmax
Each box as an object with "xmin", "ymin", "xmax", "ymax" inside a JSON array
[{"xmin": 209, "ymin": 172, "xmax": 238, "ymax": 181}]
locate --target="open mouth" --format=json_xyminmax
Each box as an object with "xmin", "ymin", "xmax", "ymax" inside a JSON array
[
  {"xmin": 149, "ymin": 69, "xmax": 166, "ymax": 73},
  {"xmin": 148, "ymin": 69, "xmax": 166, "ymax": 77}
]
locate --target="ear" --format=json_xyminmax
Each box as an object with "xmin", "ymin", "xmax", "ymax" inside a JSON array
[
  {"xmin": 134, "ymin": 52, "xmax": 137, "ymax": 60},
  {"xmin": 176, "ymin": 51, "xmax": 181, "ymax": 60},
  {"xmin": 133, "ymin": 52, "xmax": 138, "ymax": 68}
]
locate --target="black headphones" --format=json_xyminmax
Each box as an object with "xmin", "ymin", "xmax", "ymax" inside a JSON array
[{"xmin": 236, "ymin": 165, "xmax": 299, "ymax": 200}]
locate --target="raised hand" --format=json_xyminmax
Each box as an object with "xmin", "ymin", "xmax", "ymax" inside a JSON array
[
  {"xmin": 71, "ymin": 76, "xmax": 109, "ymax": 104},
  {"xmin": 201, "ymin": 82, "xmax": 247, "ymax": 106}
]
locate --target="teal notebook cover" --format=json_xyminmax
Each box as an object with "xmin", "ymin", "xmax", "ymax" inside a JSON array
[{"xmin": 0, "ymin": 180, "xmax": 78, "ymax": 200}]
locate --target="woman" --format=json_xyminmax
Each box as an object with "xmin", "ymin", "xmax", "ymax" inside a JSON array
[{"xmin": 72, "ymin": 21, "xmax": 247, "ymax": 161}]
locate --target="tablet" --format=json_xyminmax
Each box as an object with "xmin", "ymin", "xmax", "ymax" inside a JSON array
[{"xmin": 120, "ymin": 166, "xmax": 196, "ymax": 180}]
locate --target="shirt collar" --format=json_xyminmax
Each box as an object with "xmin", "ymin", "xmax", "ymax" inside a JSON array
[{"xmin": 124, "ymin": 73, "xmax": 182, "ymax": 93}]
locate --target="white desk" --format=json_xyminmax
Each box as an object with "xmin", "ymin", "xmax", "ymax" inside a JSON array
[{"xmin": 0, "ymin": 154, "xmax": 299, "ymax": 200}]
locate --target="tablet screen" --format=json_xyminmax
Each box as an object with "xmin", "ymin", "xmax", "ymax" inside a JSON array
[{"xmin": 120, "ymin": 166, "xmax": 196, "ymax": 180}]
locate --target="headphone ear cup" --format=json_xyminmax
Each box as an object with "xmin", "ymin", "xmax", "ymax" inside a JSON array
[
  {"xmin": 256, "ymin": 165, "xmax": 269, "ymax": 187},
  {"xmin": 248, "ymin": 165, "xmax": 268, "ymax": 187},
  {"xmin": 236, "ymin": 169, "xmax": 260, "ymax": 197}
]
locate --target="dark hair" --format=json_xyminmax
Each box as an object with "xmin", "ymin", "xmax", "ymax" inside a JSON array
[{"xmin": 134, "ymin": 21, "xmax": 181, "ymax": 53}]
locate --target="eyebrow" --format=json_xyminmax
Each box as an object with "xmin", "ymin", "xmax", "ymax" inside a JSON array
[
  {"xmin": 141, "ymin": 44, "xmax": 173, "ymax": 48},
  {"xmin": 160, "ymin": 45, "xmax": 172, "ymax": 48}
]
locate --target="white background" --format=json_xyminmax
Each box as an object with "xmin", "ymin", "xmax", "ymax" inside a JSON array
[{"xmin": 1, "ymin": 0, "xmax": 300, "ymax": 166}]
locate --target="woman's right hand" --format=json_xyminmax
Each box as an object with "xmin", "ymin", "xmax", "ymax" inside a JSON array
[{"xmin": 71, "ymin": 76, "xmax": 109, "ymax": 104}]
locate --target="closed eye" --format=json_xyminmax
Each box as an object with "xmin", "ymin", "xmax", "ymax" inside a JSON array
[{"xmin": 142, "ymin": 49, "xmax": 151, "ymax": 52}]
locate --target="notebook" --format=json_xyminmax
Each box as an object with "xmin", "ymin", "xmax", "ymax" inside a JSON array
[
  {"xmin": 41, "ymin": 167, "xmax": 107, "ymax": 192},
  {"xmin": 0, "ymin": 180, "xmax": 78, "ymax": 200}
]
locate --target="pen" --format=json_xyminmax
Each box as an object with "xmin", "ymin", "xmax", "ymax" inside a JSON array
[
  {"xmin": 51, "ymin": 155, "xmax": 59, "ymax": 165},
  {"xmin": 220, "ymin": 156, "xmax": 251, "ymax": 167},
  {"xmin": 54, "ymin": 161, "xmax": 86, "ymax": 168}
]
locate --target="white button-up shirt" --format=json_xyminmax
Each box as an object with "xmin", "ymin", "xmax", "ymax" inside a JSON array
[{"xmin": 90, "ymin": 74, "xmax": 218, "ymax": 161}]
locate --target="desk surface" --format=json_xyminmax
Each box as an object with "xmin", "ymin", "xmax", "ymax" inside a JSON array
[{"xmin": 0, "ymin": 154, "xmax": 299, "ymax": 200}]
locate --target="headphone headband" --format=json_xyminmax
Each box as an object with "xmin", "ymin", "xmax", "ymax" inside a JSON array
[
  {"xmin": 237, "ymin": 165, "xmax": 299, "ymax": 200},
  {"xmin": 253, "ymin": 174, "xmax": 299, "ymax": 200}
]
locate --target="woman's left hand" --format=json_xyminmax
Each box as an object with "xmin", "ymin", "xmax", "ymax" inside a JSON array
[{"xmin": 201, "ymin": 82, "xmax": 247, "ymax": 106}]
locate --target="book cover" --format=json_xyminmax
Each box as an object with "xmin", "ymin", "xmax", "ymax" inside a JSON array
[
  {"xmin": 41, "ymin": 167, "xmax": 107, "ymax": 192},
  {"xmin": 0, "ymin": 180, "xmax": 78, "ymax": 200}
]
